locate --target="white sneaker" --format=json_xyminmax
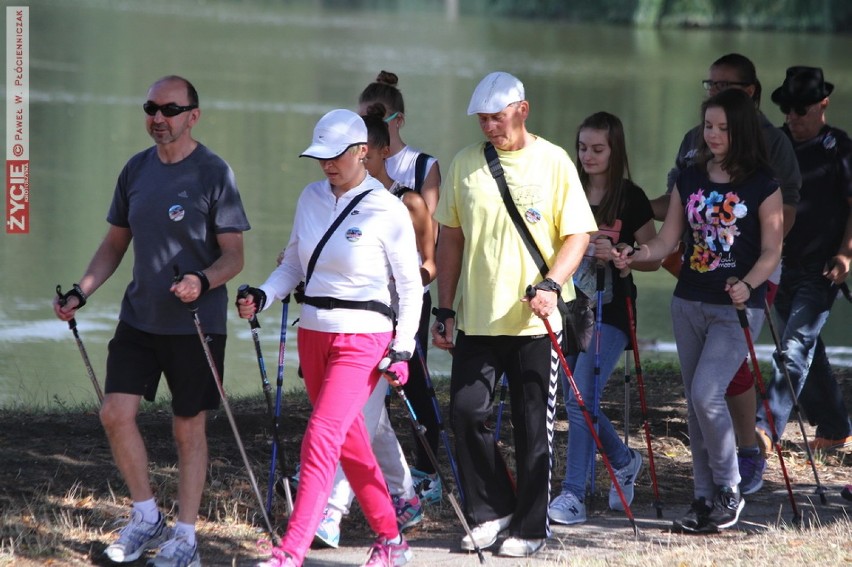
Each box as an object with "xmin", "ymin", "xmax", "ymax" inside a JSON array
[
  {"xmin": 609, "ymin": 448, "xmax": 643, "ymax": 511},
  {"xmin": 103, "ymin": 509, "xmax": 167, "ymax": 563},
  {"xmin": 497, "ymin": 536, "xmax": 545, "ymax": 557},
  {"xmin": 548, "ymin": 492, "xmax": 586, "ymax": 525},
  {"xmin": 459, "ymin": 514, "xmax": 512, "ymax": 551}
]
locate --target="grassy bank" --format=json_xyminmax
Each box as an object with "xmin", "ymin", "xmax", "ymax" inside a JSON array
[{"xmin": 1, "ymin": 364, "xmax": 850, "ymax": 565}]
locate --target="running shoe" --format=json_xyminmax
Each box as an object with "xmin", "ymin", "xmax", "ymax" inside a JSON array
[
  {"xmin": 497, "ymin": 537, "xmax": 545, "ymax": 557},
  {"xmin": 672, "ymin": 497, "xmax": 713, "ymax": 534},
  {"xmin": 548, "ymin": 491, "xmax": 586, "ymax": 525},
  {"xmin": 410, "ymin": 467, "xmax": 442, "ymax": 505},
  {"xmin": 148, "ymin": 531, "xmax": 201, "ymax": 567},
  {"xmin": 360, "ymin": 536, "xmax": 412, "ymax": 567},
  {"xmin": 393, "ymin": 494, "xmax": 423, "ymax": 531},
  {"xmin": 104, "ymin": 509, "xmax": 167, "ymax": 563},
  {"xmin": 460, "ymin": 514, "xmax": 512, "ymax": 551},
  {"xmin": 609, "ymin": 448, "xmax": 643, "ymax": 510},
  {"xmin": 706, "ymin": 486, "xmax": 745, "ymax": 530},
  {"xmin": 738, "ymin": 452, "xmax": 766, "ymax": 495},
  {"xmin": 313, "ymin": 507, "xmax": 341, "ymax": 549}
]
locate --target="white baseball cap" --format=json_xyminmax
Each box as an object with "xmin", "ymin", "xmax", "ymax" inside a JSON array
[
  {"xmin": 467, "ymin": 71, "xmax": 525, "ymax": 115},
  {"xmin": 300, "ymin": 109, "xmax": 368, "ymax": 159}
]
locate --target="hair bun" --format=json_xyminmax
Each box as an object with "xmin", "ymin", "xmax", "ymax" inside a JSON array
[{"xmin": 376, "ymin": 70, "xmax": 399, "ymax": 87}]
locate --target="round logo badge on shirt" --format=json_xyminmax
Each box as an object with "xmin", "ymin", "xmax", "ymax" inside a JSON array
[
  {"xmin": 823, "ymin": 133, "xmax": 836, "ymax": 150},
  {"xmin": 168, "ymin": 204, "xmax": 185, "ymax": 222},
  {"xmin": 525, "ymin": 208, "xmax": 542, "ymax": 224},
  {"xmin": 345, "ymin": 227, "xmax": 362, "ymax": 242}
]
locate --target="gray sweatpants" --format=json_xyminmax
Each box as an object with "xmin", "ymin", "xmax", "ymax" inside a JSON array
[{"xmin": 670, "ymin": 296, "xmax": 764, "ymax": 500}]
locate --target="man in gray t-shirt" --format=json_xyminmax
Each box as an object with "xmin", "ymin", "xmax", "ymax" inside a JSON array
[{"xmin": 54, "ymin": 75, "xmax": 249, "ymax": 566}]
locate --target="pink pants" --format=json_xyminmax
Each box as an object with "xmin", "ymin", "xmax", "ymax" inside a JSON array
[{"xmin": 279, "ymin": 328, "xmax": 398, "ymax": 563}]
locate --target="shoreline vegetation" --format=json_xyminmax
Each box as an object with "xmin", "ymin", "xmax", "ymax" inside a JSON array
[
  {"xmin": 1, "ymin": 363, "xmax": 850, "ymax": 565},
  {"xmin": 407, "ymin": 0, "xmax": 851, "ymax": 33}
]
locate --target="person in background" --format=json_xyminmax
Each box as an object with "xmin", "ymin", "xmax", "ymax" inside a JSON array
[
  {"xmin": 358, "ymin": 70, "xmax": 445, "ymax": 504},
  {"xmin": 432, "ymin": 71, "xmax": 596, "ymax": 557},
  {"xmin": 649, "ymin": 53, "xmax": 801, "ymax": 495},
  {"xmin": 243, "ymin": 109, "xmax": 422, "ymax": 567},
  {"xmin": 548, "ymin": 112, "xmax": 658, "ymax": 525},
  {"xmin": 753, "ymin": 67, "xmax": 852, "ymax": 475},
  {"xmin": 310, "ymin": 102, "xmax": 436, "ymax": 549},
  {"xmin": 53, "ymin": 75, "xmax": 249, "ymax": 567},
  {"xmin": 615, "ymin": 88, "xmax": 783, "ymax": 534}
]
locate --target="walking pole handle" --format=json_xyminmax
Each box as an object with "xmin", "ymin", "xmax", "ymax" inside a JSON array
[
  {"xmin": 725, "ymin": 276, "xmax": 750, "ymax": 328},
  {"xmin": 237, "ymin": 284, "xmax": 261, "ymax": 330}
]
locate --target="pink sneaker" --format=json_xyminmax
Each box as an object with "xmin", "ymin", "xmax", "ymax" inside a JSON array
[
  {"xmin": 256, "ymin": 541, "xmax": 298, "ymax": 567},
  {"xmin": 360, "ymin": 536, "xmax": 412, "ymax": 567}
]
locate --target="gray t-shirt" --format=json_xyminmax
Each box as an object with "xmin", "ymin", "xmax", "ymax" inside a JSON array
[{"xmin": 107, "ymin": 143, "xmax": 250, "ymax": 335}]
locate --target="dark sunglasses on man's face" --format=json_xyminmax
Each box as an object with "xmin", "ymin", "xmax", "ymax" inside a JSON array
[
  {"xmin": 780, "ymin": 104, "xmax": 809, "ymax": 116},
  {"xmin": 143, "ymin": 101, "xmax": 198, "ymax": 117}
]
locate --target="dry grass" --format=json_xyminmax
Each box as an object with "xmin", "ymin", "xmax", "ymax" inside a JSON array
[{"xmin": 0, "ymin": 365, "xmax": 850, "ymax": 566}]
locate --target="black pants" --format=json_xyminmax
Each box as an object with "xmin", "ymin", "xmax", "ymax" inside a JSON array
[{"xmin": 449, "ymin": 332, "xmax": 558, "ymax": 540}]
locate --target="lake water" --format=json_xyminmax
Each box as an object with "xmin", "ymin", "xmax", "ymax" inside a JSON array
[{"xmin": 1, "ymin": 0, "xmax": 850, "ymax": 407}]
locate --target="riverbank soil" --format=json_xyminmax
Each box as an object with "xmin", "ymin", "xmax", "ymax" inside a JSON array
[{"xmin": 1, "ymin": 366, "xmax": 850, "ymax": 565}]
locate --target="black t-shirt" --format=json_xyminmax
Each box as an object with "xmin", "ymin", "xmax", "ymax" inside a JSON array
[
  {"xmin": 674, "ymin": 165, "xmax": 778, "ymax": 307},
  {"xmin": 782, "ymin": 124, "xmax": 852, "ymax": 268},
  {"xmin": 574, "ymin": 180, "xmax": 654, "ymax": 339}
]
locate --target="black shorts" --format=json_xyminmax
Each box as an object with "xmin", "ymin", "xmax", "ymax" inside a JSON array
[{"xmin": 105, "ymin": 321, "xmax": 225, "ymax": 417}]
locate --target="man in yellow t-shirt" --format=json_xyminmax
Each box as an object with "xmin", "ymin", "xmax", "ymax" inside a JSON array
[{"xmin": 431, "ymin": 71, "xmax": 596, "ymax": 558}]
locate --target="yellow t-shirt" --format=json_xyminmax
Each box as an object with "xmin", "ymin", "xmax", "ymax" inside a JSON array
[{"xmin": 435, "ymin": 136, "xmax": 598, "ymax": 336}]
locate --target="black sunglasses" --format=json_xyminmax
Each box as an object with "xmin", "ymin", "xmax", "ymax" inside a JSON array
[
  {"xmin": 143, "ymin": 101, "xmax": 198, "ymax": 117},
  {"xmin": 702, "ymin": 80, "xmax": 751, "ymax": 90},
  {"xmin": 780, "ymin": 104, "xmax": 809, "ymax": 116}
]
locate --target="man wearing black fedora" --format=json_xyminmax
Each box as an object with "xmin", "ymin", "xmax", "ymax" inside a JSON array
[{"xmin": 754, "ymin": 66, "xmax": 852, "ymax": 474}]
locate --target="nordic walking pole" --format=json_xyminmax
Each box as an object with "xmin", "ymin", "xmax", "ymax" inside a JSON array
[
  {"xmin": 726, "ymin": 277, "xmax": 800, "ymax": 524},
  {"xmin": 379, "ymin": 357, "xmax": 487, "ymax": 564},
  {"xmin": 494, "ymin": 373, "xmax": 509, "ymax": 443},
  {"xmin": 414, "ymin": 338, "xmax": 465, "ymax": 506},
  {"xmin": 762, "ymin": 297, "xmax": 827, "ymax": 504},
  {"xmin": 623, "ymin": 350, "xmax": 631, "ymax": 446},
  {"xmin": 56, "ymin": 285, "xmax": 104, "ymax": 404},
  {"xmin": 625, "ymin": 295, "xmax": 663, "ymax": 518},
  {"xmin": 236, "ymin": 285, "xmax": 294, "ymax": 516},
  {"xmin": 588, "ymin": 260, "xmax": 606, "ymax": 505},
  {"xmin": 271, "ymin": 296, "xmax": 295, "ymax": 511},
  {"xmin": 527, "ymin": 286, "xmax": 640, "ymax": 535},
  {"xmin": 176, "ymin": 268, "xmax": 279, "ymax": 544}
]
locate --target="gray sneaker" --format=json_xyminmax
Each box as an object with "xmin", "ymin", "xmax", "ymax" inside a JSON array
[
  {"xmin": 548, "ymin": 491, "xmax": 586, "ymax": 525},
  {"xmin": 104, "ymin": 510, "xmax": 167, "ymax": 563},
  {"xmin": 148, "ymin": 531, "xmax": 201, "ymax": 567},
  {"xmin": 609, "ymin": 448, "xmax": 643, "ymax": 511}
]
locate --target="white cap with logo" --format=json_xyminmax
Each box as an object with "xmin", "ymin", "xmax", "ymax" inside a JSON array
[
  {"xmin": 301, "ymin": 109, "xmax": 368, "ymax": 159},
  {"xmin": 467, "ymin": 71, "xmax": 525, "ymax": 115}
]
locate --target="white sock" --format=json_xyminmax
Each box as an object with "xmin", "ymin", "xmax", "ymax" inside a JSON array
[
  {"xmin": 173, "ymin": 522, "xmax": 196, "ymax": 546},
  {"xmin": 132, "ymin": 498, "xmax": 159, "ymax": 524},
  {"xmin": 387, "ymin": 534, "xmax": 402, "ymax": 545}
]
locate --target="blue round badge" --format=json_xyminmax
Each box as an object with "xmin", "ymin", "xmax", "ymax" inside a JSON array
[
  {"xmin": 168, "ymin": 204, "xmax": 185, "ymax": 222},
  {"xmin": 823, "ymin": 133, "xmax": 836, "ymax": 150},
  {"xmin": 525, "ymin": 208, "xmax": 542, "ymax": 224},
  {"xmin": 345, "ymin": 227, "xmax": 362, "ymax": 242}
]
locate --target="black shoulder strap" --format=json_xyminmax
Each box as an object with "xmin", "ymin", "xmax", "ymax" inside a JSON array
[
  {"xmin": 414, "ymin": 152, "xmax": 431, "ymax": 193},
  {"xmin": 305, "ymin": 189, "xmax": 372, "ymax": 286},
  {"xmin": 484, "ymin": 142, "xmax": 570, "ymax": 313}
]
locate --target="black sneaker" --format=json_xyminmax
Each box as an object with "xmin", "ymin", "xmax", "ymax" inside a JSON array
[
  {"xmin": 707, "ymin": 486, "xmax": 744, "ymax": 530},
  {"xmin": 672, "ymin": 497, "xmax": 713, "ymax": 533}
]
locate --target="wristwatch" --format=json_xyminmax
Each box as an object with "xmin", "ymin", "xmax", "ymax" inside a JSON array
[{"xmin": 534, "ymin": 277, "xmax": 562, "ymax": 295}]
